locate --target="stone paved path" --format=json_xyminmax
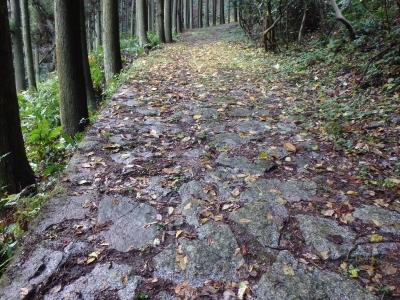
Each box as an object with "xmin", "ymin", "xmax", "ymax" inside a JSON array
[{"xmin": 2, "ymin": 24, "xmax": 399, "ymax": 299}]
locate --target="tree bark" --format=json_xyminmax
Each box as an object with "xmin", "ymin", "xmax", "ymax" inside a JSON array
[
  {"xmin": 80, "ymin": 0, "xmax": 97, "ymax": 111},
  {"xmin": 219, "ymin": 0, "xmax": 224, "ymax": 24},
  {"xmin": 0, "ymin": 0, "xmax": 35, "ymax": 196},
  {"xmin": 136, "ymin": 0, "xmax": 148, "ymax": 44},
  {"xmin": 10, "ymin": 0, "xmax": 26, "ymax": 92},
  {"xmin": 189, "ymin": 0, "xmax": 193, "ymax": 28},
  {"xmin": 34, "ymin": 44, "xmax": 40, "ymax": 83},
  {"xmin": 205, "ymin": 0, "xmax": 209, "ymax": 26},
  {"xmin": 177, "ymin": 0, "xmax": 182, "ymax": 32},
  {"xmin": 21, "ymin": 0, "xmax": 36, "ymax": 89},
  {"xmin": 164, "ymin": 0, "xmax": 172, "ymax": 41},
  {"xmin": 95, "ymin": 7, "xmax": 102, "ymax": 48},
  {"xmin": 55, "ymin": 0, "xmax": 89, "ymax": 136},
  {"xmin": 172, "ymin": 0, "xmax": 177, "ymax": 34},
  {"xmin": 297, "ymin": 1, "xmax": 307, "ymax": 46},
  {"xmin": 156, "ymin": 0, "xmax": 166, "ymax": 42},
  {"xmin": 233, "ymin": 0, "xmax": 237, "ymax": 22},
  {"xmin": 197, "ymin": 0, "xmax": 202, "ymax": 28},
  {"xmin": 212, "ymin": 0, "xmax": 216, "ymax": 26},
  {"xmin": 148, "ymin": 0, "xmax": 154, "ymax": 32},
  {"xmin": 103, "ymin": 0, "xmax": 123, "ymax": 82},
  {"xmin": 130, "ymin": 0, "xmax": 135, "ymax": 37},
  {"xmin": 329, "ymin": 0, "xmax": 356, "ymax": 41}
]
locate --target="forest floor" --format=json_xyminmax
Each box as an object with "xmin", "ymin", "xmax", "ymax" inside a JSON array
[{"xmin": 1, "ymin": 23, "xmax": 400, "ymax": 300}]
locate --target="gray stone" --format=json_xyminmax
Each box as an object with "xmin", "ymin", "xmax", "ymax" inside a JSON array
[
  {"xmin": 254, "ymin": 251, "xmax": 377, "ymax": 300},
  {"xmin": 240, "ymin": 179, "xmax": 316, "ymax": 203},
  {"xmin": 367, "ymin": 121, "xmax": 385, "ymax": 129},
  {"xmin": 183, "ymin": 148, "xmax": 206, "ymax": 158},
  {"xmin": 231, "ymin": 120, "xmax": 271, "ymax": 134},
  {"xmin": 353, "ymin": 205, "xmax": 400, "ymax": 233},
  {"xmin": 296, "ymin": 214, "xmax": 356, "ymax": 259},
  {"xmin": 258, "ymin": 146, "xmax": 289, "ymax": 159},
  {"xmin": 157, "ymin": 291, "xmax": 177, "ymax": 300},
  {"xmin": 229, "ymin": 202, "xmax": 288, "ymax": 248},
  {"xmin": 97, "ymin": 196, "xmax": 157, "ymax": 251},
  {"xmin": 211, "ymin": 133, "xmax": 249, "ymax": 148},
  {"xmin": 153, "ymin": 225, "xmax": 243, "ymax": 286},
  {"xmin": 35, "ymin": 193, "xmax": 94, "ymax": 232},
  {"xmin": 145, "ymin": 176, "xmax": 171, "ymax": 201},
  {"xmin": 178, "ymin": 181, "xmax": 210, "ymax": 226},
  {"xmin": 0, "ymin": 247, "xmax": 63, "ymax": 300},
  {"xmin": 44, "ymin": 263, "xmax": 142, "ymax": 300},
  {"xmin": 205, "ymin": 167, "xmax": 244, "ymax": 200},
  {"xmin": 228, "ymin": 108, "xmax": 253, "ymax": 117},
  {"xmin": 216, "ymin": 153, "xmax": 275, "ymax": 174}
]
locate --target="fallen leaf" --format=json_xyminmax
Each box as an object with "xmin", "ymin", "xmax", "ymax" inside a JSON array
[
  {"xmin": 369, "ymin": 234, "xmax": 384, "ymax": 242},
  {"xmin": 231, "ymin": 187, "xmax": 241, "ymax": 197},
  {"xmin": 324, "ymin": 209, "xmax": 335, "ymax": 217},
  {"xmin": 176, "ymin": 230, "xmax": 183, "ymax": 238},
  {"xmin": 184, "ymin": 203, "xmax": 191, "ymax": 210},
  {"xmin": 258, "ymin": 152, "xmax": 268, "ymax": 159},
  {"xmin": 50, "ymin": 284, "xmax": 62, "ymax": 295},
  {"xmin": 346, "ymin": 190, "xmax": 358, "ymax": 195},
  {"xmin": 175, "ymin": 281, "xmax": 189, "ymax": 294},
  {"xmin": 237, "ymin": 282, "xmax": 250, "ymax": 300},
  {"xmin": 359, "ymin": 265, "xmax": 375, "ymax": 276},
  {"xmin": 122, "ymin": 274, "xmax": 128, "ymax": 285},
  {"xmin": 282, "ymin": 262, "xmax": 295, "ymax": 276},
  {"xmin": 239, "ymin": 218, "xmax": 251, "ymax": 223},
  {"xmin": 113, "ymin": 199, "xmax": 119, "ymax": 205},
  {"xmin": 87, "ymin": 257, "xmax": 96, "ymax": 264},
  {"xmin": 168, "ymin": 207, "xmax": 174, "ymax": 215},
  {"xmin": 275, "ymin": 197, "xmax": 287, "ymax": 205},
  {"xmin": 380, "ymin": 263, "xmax": 398, "ymax": 275},
  {"xmin": 371, "ymin": 218, "xmax": 380, "ymax": 227},
  {"xmin": 284, "ymin": 142, "xmax": 297, "ymax": 153},
  {"xmin": 150, "ymin": 129, "xmax": 159, "ymax": 138},
  {"xmin": 193, "ymin": 114, "xmax": 202, "ymax": 120}
]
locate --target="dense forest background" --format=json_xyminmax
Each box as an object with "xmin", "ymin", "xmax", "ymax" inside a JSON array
[{"xmin": 0, "ymin": 0, "xmax": 399, "ymax": 276}]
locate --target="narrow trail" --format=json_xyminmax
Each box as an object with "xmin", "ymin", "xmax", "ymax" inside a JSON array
[{"xmin": 2, "ymin": 24, "xmax": 398, "ymax": 299}]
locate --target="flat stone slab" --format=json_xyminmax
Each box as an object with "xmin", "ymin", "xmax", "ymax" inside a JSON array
[
  {"xmin": 254, "ymin": 251, "xmax": 377, "ymax": 300},
  {"xmin": 204, "ymin": 167, "xmax": 245, "ymax": 200},
  {"xmin": 230, "ymin": 120, "xmax": 271, "ymax": 134},
  {"xmin": 258, "ymin": 146, "xmax": 289, "ymax": 159},
  {"xmin": 216, "ymin": 153, "xmax": 276, "ymax": 175},
  {"xmin": 97, "ymin": 196, "xmax": 157, "ymax": 251},
  {"xmin": 211, "ymin": 133, "xmax": 250, "ymax": 148},
  {"xmin": 44, "ymin": 263, "xmax": 142, "ymax": 300},
  {"xmin": 353, "ymin": 205, "xmax": 400, "ymax": 233},
  {"xmin": 178, "ymin": 181, "xmax": 211, "ymax": 226},
  {"xmin": 240, "ymin": 178, "xmax": 316, "ymax": 203},
  {"xmin": 153, "ymin": 224, "xmax": 244, "ymax": 286},
  {"xmin": 229, "ymin": 202, "xmax": 288, "ymax": 248},
  {"xmin": 1, "ymin": 247, "xmax": 64, "ymax": 300},
  {"xmin": 35, "ymin": 192, "xmax": 94, "ymax": 232},
  {"xmin": 296, "ymin": 214, "xmax": 356, "ymax": 259}
]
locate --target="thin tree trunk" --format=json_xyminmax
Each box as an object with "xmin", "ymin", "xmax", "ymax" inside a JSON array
[
  {"xmin": 233, "ymin": 0, "xmax": 237, "ymax": 22},
  {"xmin": 148, "ymin": 0, "xmax": 154, "ymax": 31},
  {"xmin": 177, "ymin": 0, "xmax": 182, "ymax": 32},
  {"xmin": 103, "ymin": 0, "xmax": 123, "ymax": 82},
  {"xmin": 80, "ymin": 0, "xmax": 97, "ymax": 111},
  {"xmin": 87, "ymin": 16, "xmax": 93, "ymax": 53},
  {"xmin": 21, "ymin": 0, "xmax": 36, "ymax": 89},
  {"xmin": 10, "ymin": 0, "xmax": 26, "ymax": 91},
  {"xmin": 136, "ymin": 0, "xmax": 148, "ymax": 44},
  {"xmin": 34, "ymin": 44, "xmax": 40, "ymax": 83},
  {"xmin": 185, "ymin": 0, "xmax": 189, "ymax": 28},
  {"xmin": 96, "ymin": 8, "xmax": 102, "ymax": 48},
  {"xmin": 219, "ymin": 0, "xmax": 224, "ymax": 24},
  {"xmin": 197, "ymin": 0, "xmax": 202, "ymax": 28},
  {"xmin": 130, "ymin": 0, "xmax": 135, "ymax": 37},
  {"xmin": 205, "ymin": 0, "xmax": 209, "ymax": 26},
  {"xmin": 172, "ymin": 0, "xmax": 177, "ymax": 33},
  {"xmin": 164, "ymin": 0, "xmax": 172, "ymax": 41},
  {"xmin": 55, "ymin": 0, "xmax": 89, "ymax": 136},
  {"xmin": 0, "ymin": 0, "xmax": 35, "ymax": 196},
  {"xmin": 212, "ymin": 0, "xmax": 216, "ymax": 25},
  {"xmin": 156, "ymin": 0, "xmax": 166, "ymax": 42},
  {"xmin": 297, "ymin": 2, "xmax": 307, "ymax": 46},
  {"xmin": 227, "ymin": 0, "xmax": 230, "ymax": 23},
  {"xmin": 189, "ymin": 0, "xmax": 193, "ymax": 28},
  {"xmin": 329, "ymin": 0, "xmax": 356, "ymax": 40}
]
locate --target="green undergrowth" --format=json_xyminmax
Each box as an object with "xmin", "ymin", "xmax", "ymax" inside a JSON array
[{"xmin": 0, "ymin": 34, "xmax": 154, "ymax": 275}]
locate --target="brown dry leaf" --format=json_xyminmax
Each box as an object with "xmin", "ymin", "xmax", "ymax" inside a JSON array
[
  {"xmin": 359, "ymin": 265, "xmax": 375, "ymax": 276},
  {"xmin": 239, "ymin": 218, "xmax": 251, "ymax": 223},
  {"xmin": 282, "ymin": 262, "xmax": 295, "ymax": 276},
  {"xmin": 324, "ymin": 209, "xmax": 335, "ymax": 217},
  {"xmin": 371, "ymin": 218, "xmax": 380, "ymax": 227},
  {"xmin": 178, "ymin": 255, "xmax": 188, "ymax": 270},
  {"xmin": 380, "ymin": 263, "xmax": 398, "ymax": 275},
  {"xmin": 176, "ymin": 230, "xmax": 183, "ymax": 238},
  {"xmin": 183, "ymin": 202, "xmax": 191, "ymax": 210},
  {"xmin": 284, "ymin": 142, "xmax": 297, "ymax": 153},
  {"xmin": 237, "ymin": 281, "xmax": 250, "ymax": 300},
  {"xmin": 113, "ymin": 199, "xmax": 119, "ymax": 205},
  {"xmin": 346, "ymin": 190, "xmax": 358, "ymax": 195},
  {"xmin": 122, "ymin": 274, "xmax": 128, "ymax": 285},
  {"xmin": 341, "ymin": 213, "xmax": 355, "ymax": 223},
  {"xmin": 175, "ymin": 281, "xmax": 189, "ymax": 294},
  {"xmin": 162, "ymin": 168, "xmax": 177, "ymax": 174},
  {"xmin": 275, "ymin": 197, "xmax": 287, "ymax": 205},
  {"xmin": 231, "ymin": 187, "xmax": 241, "ymax": 197},
  {"xmin": 87, "ymin": 257, "xmax": 96, "ymax": 264},
  {"xmin": 213, "ymin": 214, "xmax": 224, "ymax": 221}
]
